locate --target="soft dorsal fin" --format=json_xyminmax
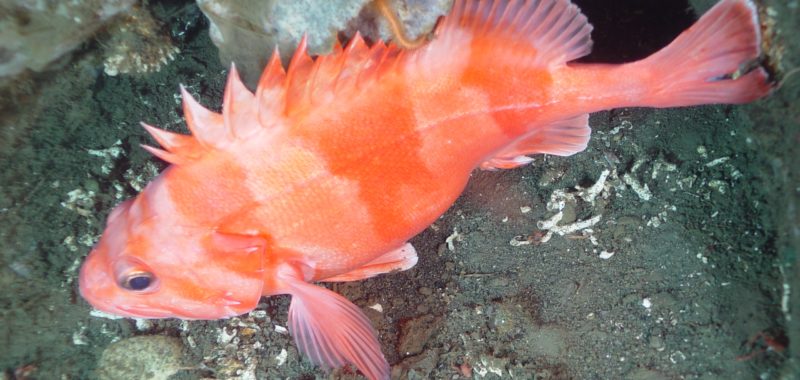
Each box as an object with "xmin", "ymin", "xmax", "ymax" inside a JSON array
[{"xmin": 431, "ymin": 0, "xmax": 594, "ymax": 68}]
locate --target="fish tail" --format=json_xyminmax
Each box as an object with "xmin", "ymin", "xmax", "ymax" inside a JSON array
[{"xmin": 636, "ymin": 0, "xmax": 774, "ymax": 107}]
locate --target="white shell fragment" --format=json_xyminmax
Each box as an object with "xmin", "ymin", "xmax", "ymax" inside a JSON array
[{"xmin": 598, "ymin": 250, "xmax": 615, "ymax": 259}]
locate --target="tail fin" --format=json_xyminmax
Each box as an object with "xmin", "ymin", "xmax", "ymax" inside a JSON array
[{"xmin": 638, "ymin": 0, "xmax": 774, "ymax": 107}]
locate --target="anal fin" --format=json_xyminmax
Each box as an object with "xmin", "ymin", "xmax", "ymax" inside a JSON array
[
  {"xmin": 322, "ymin": 243, "xmax": 418, "ymax": 282},
  {"xmin": 481, "ymin": 114, "xmax": 591, "ymax": 170}
]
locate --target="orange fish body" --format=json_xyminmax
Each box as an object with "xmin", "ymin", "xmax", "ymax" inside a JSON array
[{"xmin": 79, "ymin": 0, "xmax": 773, "ymax": 378}]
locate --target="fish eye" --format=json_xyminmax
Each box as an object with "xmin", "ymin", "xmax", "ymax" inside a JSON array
[{"xmin": 119, "ymin": 271, "xmax": 155, "ymax": 291}]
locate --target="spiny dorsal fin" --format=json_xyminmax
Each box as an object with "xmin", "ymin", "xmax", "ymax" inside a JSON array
[
  {"xmin": 271, "ymin": 32, "xmax": 403, "ymax": 117},
  {"xmin": 140, "ymin": 122, "xmax": 203, "ymax": 165},
  {"xmin": 141, "ymin": 83, "xmax": 244, "ymax": 165},
  {"xmin": 142, "ymin": 31, "xmax": 405, "ymax": 164}
]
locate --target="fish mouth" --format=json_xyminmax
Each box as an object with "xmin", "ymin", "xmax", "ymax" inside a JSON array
[
  {"xmin": 95, "ymin": 303, "xmax": 176, "ymax": 319},
  {"xmin": 95, "ymin": 301, "xmax": 244, "ymax": 320}
]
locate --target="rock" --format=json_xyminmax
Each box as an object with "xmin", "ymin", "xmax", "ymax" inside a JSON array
[
  {"xmin": 196, "ymin": 0, "xmax": 452, "ymax": 89},
  {"xmin": 94, "ymin": 335, "xmax": 188, "ymax": 380},
  {"xmin": 197, "ymin": 0, "xmax": 371, "ymax": 89},
  {"xmin": 102, "ymin": 6, "xmax": 180, "ymax": 76},
  {"xmin": 0, "ymin": 0, "xmax": 135, "ymax": 78},
  {"xmin": 398, "ymin": 314, "xmax": 442, "ymax": 357},
  {"xmin": 347, "ymin": 0, "xmax": 452, "ymax": 47}
]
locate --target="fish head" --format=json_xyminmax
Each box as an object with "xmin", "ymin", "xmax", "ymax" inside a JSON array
[{"xmin": 78, "ymin": 192, "xmax": 265, "ymax": 320}]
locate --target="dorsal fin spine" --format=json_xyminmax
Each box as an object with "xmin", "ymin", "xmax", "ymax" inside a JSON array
[
  {"xmin": 306, "ymin": 58, "xmax": 324, "ymax": 105},
  {"xmin": 141, "ymin": 144, "xmax": 187, "ymax": 165},
  {"xmin": 222, "ymin": 64, "xmax": 238, "ymax": 140},
  {"xmin": 256, "ymin": 48, "xmax": 287, "ymax": 126},
  {"xmin": 283, "ymin": 35, "xmax": 314, "ymax": 115},
  {"xmin": 141, "ymin": 122, "xmax": 188, "ymax": 152},
  {"xmin": 140, "ymin": 123, "xmax": 203, "ymax": 165},
  {"xmin": 180, "ymin": 85, "xmax": 225, "ymax": 148}
]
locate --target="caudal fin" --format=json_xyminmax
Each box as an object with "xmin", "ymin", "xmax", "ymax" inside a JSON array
[{"xmin": 638, "ymin": 0, "xmax": 774, "ymax": 107}]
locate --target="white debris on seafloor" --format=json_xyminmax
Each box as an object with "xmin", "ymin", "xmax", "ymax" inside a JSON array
[
  {"xmin": 647, "ymin": 216, "xmax": 662, "ymax": 228},
  {"xmin": 621, "ymin": 158, "xmax": 653, "ymax": 201},
  {"xmin": 509, "ymin": 235, "xmax": 531, "ymax": 246},
  {"xmin": 622, "ymin": 173, "xmax": 652, "ymax": 201},
  {"xmin": 696, "ymin": 145, "xmax": 708, "ymax": 158},
  {"xmin": 548, "ymin": 215, "xmax": 602, "ymax": 237},
  {"xmin": 275, "ymin": 348, "xmax": 288, "ymax": 366},
  {"xmin": 705, "ymin": 157, "xmax": 730, "ymax": 167},
  {"xmin": 87, "ymin": 140, "xmax": 123, "ymax": 175},
  {"xmin": 61, "ymin": 188, "xmax": 96, "ymax": 217},
  {"xmin": 677, "ymin": 175, "xmax": 697, "ymax": 190},
  {"xmin": 248, "ymin": 310, "xmax": 267, "ymax": 319},
  {"xmin": 124, "ymin": 161, "xmax": 160, "ymax": 192},
  {"xmin": 368, "ymin": 303, "xmax": 383, "ymax": 313},
  {"xmin": 546, "ymin": 189, "xmax": 575, "ymax": 213},
  {"xmin": 135, "ymin": 319, "xmax": 153, "ymax": 331},
  {"xmin": 445, "ymin": 228, "xmax": 462, "ymax": 251},
  {"xmin": 217, "ymin": 326, "xmax": 236, "ymax": 345},
  {"xmin": 237, "ymin": 361, "xmax": 258, "ymax": 380},
  {"xmin": 90, "ymin": 309, "xmax": 125, "ymax": 320},
  {"xmin": 536, "ymin": 210, "xmax": 603, "ymax": 243},
  {"xmin": 651, "ymin": 161, "xmax": 677, "ymax": 180},
  {"xmin": 576, "ymin": 169, "xmax": 611, "ymax": 204},
  {"xmin": 598, "ymin": 250, "xmax": 615, "ymax": 259},
  {"xmin": 537, "ymin": 210, "xmax": 564, "ymax": 231},
  {"xmin": 780, "ymin": 266, "xmax": 791, "ymax": 322},
  {"xmin": 708, "ymin": 179, "xmax": 727, "ymax": 194},
  {"xmin": 646, "ymin": 209, "xmax": 670, "ymax": 228},
  {"xmin": 533, "ymin": 170, "xmax": 610, "ymax": 243},
  {"xmin": 72, "ymin": 325, "xmax": 89, "ymax": 345},
  {"xmin": 473, "ymin": 354, "xmax": 505, "ymax": 378},
  {"xmin": 63, "ymin": 235, "xmax": 80, "ymax": 253},
  {"xmin": 607, "ymin": 120, "xmax": 633, "ymax": 135}
]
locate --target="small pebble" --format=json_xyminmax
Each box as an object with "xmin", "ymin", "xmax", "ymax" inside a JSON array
[{"xmin": 94, "ymin": 335, "xmax": 187, "ymax": 380}]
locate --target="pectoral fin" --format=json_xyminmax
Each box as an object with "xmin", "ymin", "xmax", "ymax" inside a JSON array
[
  {"xmin": 322, "ymin": 243, "xmax": 418, "ymax": 282},
  {"xmin": 281, "ymin": 270, "xmax": 390, "ymax": 380}
]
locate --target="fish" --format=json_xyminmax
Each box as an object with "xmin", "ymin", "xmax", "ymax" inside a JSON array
[{"xmin": 78, "ymin": 0, "xmax": 774, "ymax": 378}]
